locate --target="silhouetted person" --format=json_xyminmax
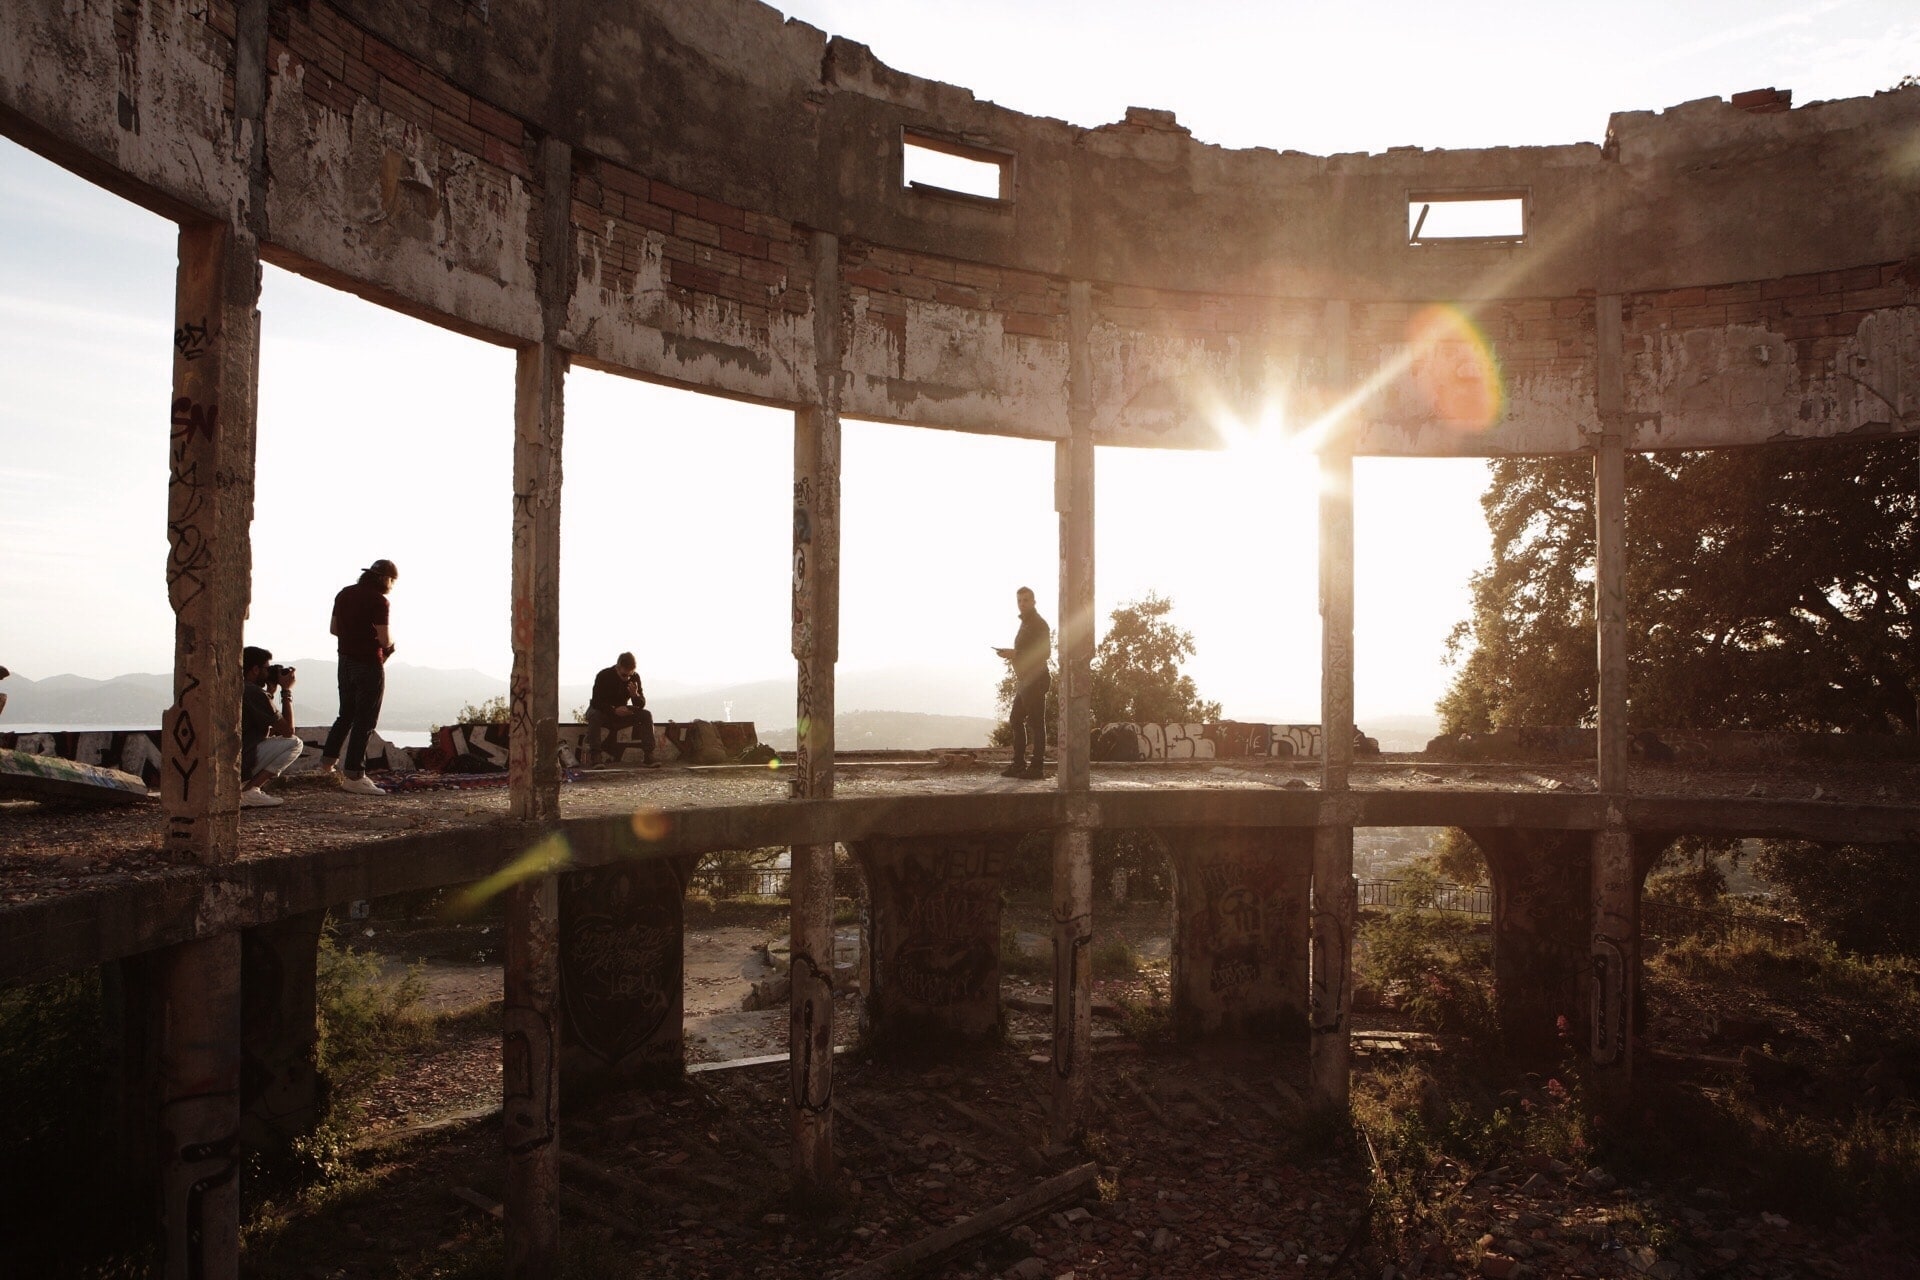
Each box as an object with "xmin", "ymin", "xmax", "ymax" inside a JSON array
[
  {"xmin": 321, "ymin": 559, "xmax": 397, "ymax": 795},
  {"xmin": 240, "ymin": 646, "xmax": 301, "ymax": 807},
  {"xmin": 995, "ymin": 586, "xmax": 1051, "ymax": 779},
  {"xmin": 585, "ymin": 651, "xmax": 658, "ymax": 767}
]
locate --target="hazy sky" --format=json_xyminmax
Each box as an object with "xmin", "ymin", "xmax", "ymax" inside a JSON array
[{"xmin": 2, "ymin": 1, "xmax": 1915, "ymax": 722}]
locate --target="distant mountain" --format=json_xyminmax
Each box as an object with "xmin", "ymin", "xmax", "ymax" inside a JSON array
[{"xmin": 761, "ymin": 710, "xmax": 998, "ymax": 752}]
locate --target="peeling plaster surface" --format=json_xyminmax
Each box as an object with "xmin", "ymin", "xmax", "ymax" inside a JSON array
[
  {"xmin": 1, "ymin": 0, "xmax": 247, "ymax": 220},
  {"xmin": 4, "ymin": 0, "xmax": 1920, "ymax": 456},
  {"xmin": 1626, "ymin": 308, "xmax": 1920, "ymax": 448},
  {"xmin": 264, "ymin": 74, "xmax": 542, "ymax": 343}
]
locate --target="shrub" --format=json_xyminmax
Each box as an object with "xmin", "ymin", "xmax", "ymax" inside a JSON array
[{"xmin": 1092, "ymin": 936, "xmax": 1142, "ymax": 977}]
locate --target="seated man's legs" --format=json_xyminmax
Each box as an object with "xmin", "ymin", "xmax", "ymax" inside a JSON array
[
  {"xmin": 583, "ymin": 707, "xmax": 615, "ymax": 763},
  {"xmin": 630, "ymin": 708, "xmax": 657, "ymax": 764},
  {"xmin": 249, "ymin": 736, "xmax": 303, "ymax": 788}
]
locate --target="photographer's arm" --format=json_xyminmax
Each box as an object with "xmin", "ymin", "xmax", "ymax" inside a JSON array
[
  {"xmin": 274, "ymin": 670, "xmax": 297, "ymax": 736},
  {"xmin": 374, "ymin": 624, "xmax": 394, "ymax": 658}
]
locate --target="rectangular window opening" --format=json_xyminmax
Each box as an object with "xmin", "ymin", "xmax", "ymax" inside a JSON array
[
  {"xmin": 1408, "ymin": 192, "xmax": 1527, "ymax": 246},
  {"xmin": 903, "ymin": 130, "xmax": 1009, "ymax": 202}
]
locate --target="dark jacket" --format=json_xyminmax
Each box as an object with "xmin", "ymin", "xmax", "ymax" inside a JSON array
[
  {"xmin": 1012, "ymin": 610, "xmax": 1052, "ymax": 694},
  {"xmin": 590, "ymin": 665, "xmax": 644, "ymax": 712}
]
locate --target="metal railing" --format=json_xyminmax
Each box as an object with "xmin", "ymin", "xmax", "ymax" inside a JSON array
[{"xmin": 1357, "ymin": 878, "xmax": 1492, "ymax": 916}]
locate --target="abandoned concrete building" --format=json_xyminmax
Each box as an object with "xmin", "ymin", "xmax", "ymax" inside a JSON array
[{"xmin": 3, "ymin": 1, "xmax": 1919, "ymax": 1277}]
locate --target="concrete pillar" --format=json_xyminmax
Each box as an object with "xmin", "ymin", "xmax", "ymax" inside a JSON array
[
  {"xmin": 1594, "ymin": 297, "xmax": 1629, "ymax": 796},
  {"xmin": 853, "ymin": 837, "xmax": 1007, "ymax": 1044},
  {"xmin": 1051, "ymin": 283, "xmax": 1096, "ymax": 1146},
  {"xmin": 1469, "ymin": 829, "xmax": 1671, "ymax": 1061},
  {"xmin": 502, "ymin": 134, "xmax": 572, "ymax": 1279},
  {"xmin": 157, "ymin": 936, "xmax": 244, "ymax": 1280},
  {"xmin": 1468, "ymin": 829, "xmax": 1592, "ymax": 1058},
  {"xmin": 1168, "ymin": 829, "xmax": 1312, "ymax": 1038},
  {"xmin": 558, "ymin": 856, "xmax": 697, "ymax": 1088},
  {"xmin": 508, "ymin": 341, "xmax": 564, "ymax": 822},
  {"xmin": 788, "ymin": 227, "xmax": 843, "ymax": 1191},
  {"xmin": 508, "ymin": 137, "xmax": 570, "ymax": 823},
  {"xmin": 1309, "ymin": 300, "xmax": 1356, "ymax": 1109},
  {"xmin": 1591, "ymin": 295, "xmax": 1636, "ymax": 1087},
  {"xmin": 157, "ymin": 212, "xmax": 260, "ymax": 1279},
  {"xmin": 504, "ymin": 872, "xmax": 560, "ymax": 1277},
  {"xmin": 239, "ymin": 911, "xmax": 326, "ymax": 1149},
  {"xmin": 1050, "ymin": 823, "xmax": 1093, "ymax": 1147}
]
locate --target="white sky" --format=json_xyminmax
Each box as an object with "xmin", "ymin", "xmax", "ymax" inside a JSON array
[{"xmin": 1, "ymin": 1, "xmax": 1915, "ymax": 722}]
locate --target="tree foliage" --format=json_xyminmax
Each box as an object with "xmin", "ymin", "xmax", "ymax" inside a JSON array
[
  {"xmin": 1089, "ymin": 592, "xmax": 1222, "ymax": 725},
  {"xmin": 1439, "ymin": 438, "xmax": 1920, "ymax": 950},
  {"xmin": 1441, "ymin": 441, "xmax": 1918, "ymax": 735}
]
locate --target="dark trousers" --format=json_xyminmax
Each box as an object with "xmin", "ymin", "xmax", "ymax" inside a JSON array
[
  {"xmin": 1010, "ymin": 681, "xmax": 1048, "ymax": 768},
  {"xmin": 322, "ymin": 659, "xmax": 385, "ymax": 777},
  {"xmin": 586, "ymin": 706, "xmax": 655, "ymax": 762}
]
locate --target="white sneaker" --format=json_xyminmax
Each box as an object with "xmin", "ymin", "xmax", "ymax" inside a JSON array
[
  {"xmin": 339, "ymin": 774, "xmax": 386, "ymax": 796},
  {"xmin": 240, "ymin": 788, "xmax": 283, "ymax": 808}
]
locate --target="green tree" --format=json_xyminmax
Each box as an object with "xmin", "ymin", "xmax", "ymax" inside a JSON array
[
  {"xmin": 1090, "ymin": 592, "xmax": 1222, "ymax": 725},
  {"xmin": 1439, "ymin": 438, "xmax": 1920, "ymax": 949},
  {"xmin": 1442, "ymin": 442, "xmax": 1917, "ymax": 735}
]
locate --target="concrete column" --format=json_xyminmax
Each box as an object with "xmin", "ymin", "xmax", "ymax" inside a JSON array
[
  {"xmin": 504, "ymin": 872, "xmax": 560, "ymax": 1277},
  {"xmin": 163, "ymin": 223, "xmax": 257, "ymax": 863},
  {"xmin": 1057, "ymin": 282, "xmax": 1096, "ymax": 793},
  {"xmin": 1590, "ymin": 828, "xmax": 1638, "ymax": 1080},
  {"xmin": 788, "ymin": 228, "xmax": 843, "ymax": 1191},
  {"xmin": 239, "ymin": 911, "xmax": 326, "ymax": 1149},
  {"xmin": 1050, "ymin": 823, "xmax": 1093, "ymax": 1147},
  {"xmin": 1050, "ymin": 282, "xmax": 1096, "ymax": 1146},
  {"xmin": 157, "ymin": 935, "xmax": 244, "ymax": 1280},
  {"xmin": 502, "ymin": 135, "xmax": 572, "ymax": 1279},
  {"xmin": 1168, "ymin": 829, "xmax": 1312, "ymax": 1038},
  {"xmin": 558, "ymin": 856, "xmax": 697, "ymax": 1088},
  {"xmin": 1468, "ymin": 829, "xmax": 1593, "ymax": 1058},
  {"xmin": 853, "ymin": 837, "xmax": 1007, "ymax": 1045},
  {"xmin": 1309, "ymin": 300, "xmax": 1356, "ymax": 1110},
  {"xmin": 1594, "ymin": 296, "xmax": 1629, "ymax": 795},
  {"xmin": 508, "ymin": 343, "xmax": 564, "ymax": 820},
  {"xmin": 157, "ymin": 215, "xmax": 260, "ymax": 1280},
  {"xmin": 1591, "ymin": 295, "xmax": 1636, "ymax": 1087},
  {"xmin": 509, "ymin": 136, "xmax": 571, "ymax": 822}
]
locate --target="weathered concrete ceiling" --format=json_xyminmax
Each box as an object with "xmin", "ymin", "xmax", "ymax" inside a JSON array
[{"xmin": 2, "ymin": 0, "xmax": 1916, "ymax": 455}]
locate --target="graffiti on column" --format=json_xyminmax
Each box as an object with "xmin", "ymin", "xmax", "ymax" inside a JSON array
[
  {"xmin": 870, "ymin": 842, "xmax": 1003, "ymax": 1010},
  {"xmin": 1198, "ymin": 865, "xmax": 1265, "ymax": 992},
  {"xmin": 502, "ymin": 1004, "xmax": 555, "ymax": 1156},
  {"xmin": 558, "ymin": 861, "xmax": 683, "ymax": 1068},
  {"xmin": 178, "ymin": 1128, "xmax": 239, "ymax": 1278},
  {"xmin": 791, "ymin": 472, "xmax": 814, "ymax": 794}
]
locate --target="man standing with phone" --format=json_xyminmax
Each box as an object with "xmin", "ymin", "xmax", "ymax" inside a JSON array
[{"xmin": 994, "ymin": 586, "xmax": 1051, "ymax": 780}]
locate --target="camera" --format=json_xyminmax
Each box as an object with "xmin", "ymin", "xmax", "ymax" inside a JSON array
[{"xmin": 267, "ymin": 664, "xmax": 295, "ymax": 686}]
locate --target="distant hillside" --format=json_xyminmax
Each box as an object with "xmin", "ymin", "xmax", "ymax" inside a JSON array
[
  {"xmin": 761, "ymin": 710, "xmax": 998, "ymax": 752},
  {"xmin": 0, "ymin": 663, "xmax": 1433, "ymax": 753}
]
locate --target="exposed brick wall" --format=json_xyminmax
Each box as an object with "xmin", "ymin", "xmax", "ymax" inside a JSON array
[
  {"xmin": 1626, "ymin": 262, "xmax": 1916, "ymax": 377},
  {"xmin": 843, "ymin": 244, "xmax": 1069, "ymax": 342},
  {"xmin": 1353, "ymin": 296, "xmax": 1597, "ymax": 383},
  {"xmin": 567, "ymin": 154, "xmax": 808, "ymax": 335}
]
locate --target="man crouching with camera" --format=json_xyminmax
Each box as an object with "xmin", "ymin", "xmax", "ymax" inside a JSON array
[{"xmin": 241, "ymin": 645, "xmax": 303, "ymax": 808}]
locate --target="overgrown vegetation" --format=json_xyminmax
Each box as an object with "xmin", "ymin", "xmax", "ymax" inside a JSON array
[{"xmin": 1357, "ymin": 869, "xmax": 1497, "ymax": 1040}]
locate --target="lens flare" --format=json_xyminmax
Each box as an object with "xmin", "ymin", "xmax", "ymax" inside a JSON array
[
  {"xmin": 1406, "ymin": 304, "xmax": 1505, "ymax": 431},
  {"xmin": 452, "ymin": 833, "xmax": 571, "ymax": 914},
  {"xmin": 630, "ymin": 807, "xmax": 672, "ymax": 842}
]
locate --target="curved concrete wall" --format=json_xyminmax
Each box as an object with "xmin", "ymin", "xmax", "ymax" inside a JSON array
[{"xmin": 4, "ymin": 0, "xmax": 1917, "ymax": 455}]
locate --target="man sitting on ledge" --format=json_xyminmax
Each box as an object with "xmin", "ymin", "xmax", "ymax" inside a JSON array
[{"xmin": 585, "ymin": 651, "xmax": 658, "ymax": 768}]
